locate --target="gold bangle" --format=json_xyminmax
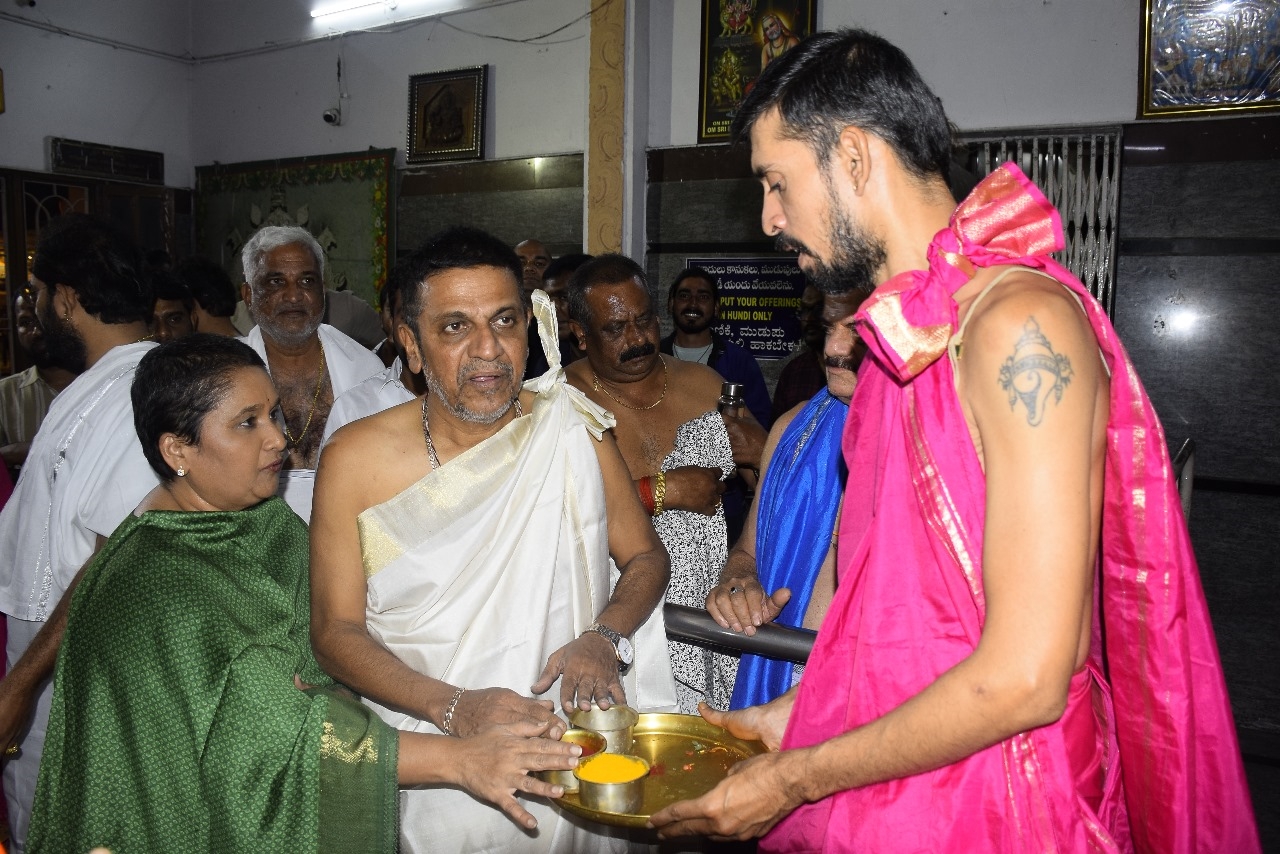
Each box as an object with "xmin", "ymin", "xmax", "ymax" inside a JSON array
[{"xmin": 652, "ymin": 470, "xmax": 666, "ymax": 516}]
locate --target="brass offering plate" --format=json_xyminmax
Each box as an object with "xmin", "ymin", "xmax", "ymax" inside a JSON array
[{"xmin": 554, "ymin": 712, "xmax": 766, "ymax": 828}]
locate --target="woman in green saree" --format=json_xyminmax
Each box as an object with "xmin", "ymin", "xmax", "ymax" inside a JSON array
[{"xmin": 28, "ymin": 334, "xmax": 579, "ymax": 853}]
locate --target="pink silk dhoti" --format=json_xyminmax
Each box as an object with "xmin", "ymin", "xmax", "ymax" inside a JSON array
[{"xmin": 763, "ymin": 165, "xmax": 1259, "ymax": 853}]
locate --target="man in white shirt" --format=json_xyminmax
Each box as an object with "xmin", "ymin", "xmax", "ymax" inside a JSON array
[
  {"xmin": 0, "ymin": 215, "xmax": 160, "ymax": 853},
  {"xmin": 321, "ymin": 257, "xmax": 425, "ymax": 446},
  {"xmin": 238, "ymin": 226, "xmax": 382, "ymax": 521}
]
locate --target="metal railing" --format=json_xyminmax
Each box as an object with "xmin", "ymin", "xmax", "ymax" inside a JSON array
[
  {"xmin": 664, "ymin": 603, "xmax": 815, "ymax": 665},
  {"xmin": 957, "ymin": 127, "xmax": 1123, "ymax": 316}
]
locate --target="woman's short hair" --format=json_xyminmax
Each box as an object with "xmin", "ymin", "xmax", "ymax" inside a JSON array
[{"xmin": 132, "ymin": 334, "xmax": 268, "ymax": 481}]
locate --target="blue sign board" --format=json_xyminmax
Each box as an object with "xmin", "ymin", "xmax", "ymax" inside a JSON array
[{"xmin": 686, "ymin": 257, "xmax": 807, "ymax": 360}]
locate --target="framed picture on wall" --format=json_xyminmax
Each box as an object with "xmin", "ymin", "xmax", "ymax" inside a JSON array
[
  {"xmin": 407, "ymin": 65, "xmax": 487, "ymax": 163},
  {"xmin": 1139, "ymin": 0, "xmax": 1280, "ymax": 118},
  {"xmin": 697, "ymin": 0, "xmax": 817, "ymax": 143}
]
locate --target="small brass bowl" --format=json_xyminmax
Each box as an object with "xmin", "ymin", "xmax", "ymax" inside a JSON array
[
  {"xmin": 541, "ymin": 728, "xmax": 607, "ymax": 793},
  {"xmin": 568, "ymin": 705, "xmax": 639, "ymax": 754},
  {"xmin": 573, "ymin": 754, "xmax": 650, "ymax": 814}
]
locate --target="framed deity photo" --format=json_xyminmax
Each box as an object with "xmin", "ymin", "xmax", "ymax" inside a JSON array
[
  {"xmin": 1139, "ymin": 0, "xmax": 1280, "ymax": 118},
  {"xmin": 697, "ymin": 0, "xmax": 817, "ymax": 143},
  {"xmin": 407, "ymin": 65, "xmax": 487, "ymax": 163}
]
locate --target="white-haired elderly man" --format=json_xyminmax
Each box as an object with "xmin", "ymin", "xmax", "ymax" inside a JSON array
[{"xmin": 239, "ymin": 226, "xmax": 382, "ymax": 522}]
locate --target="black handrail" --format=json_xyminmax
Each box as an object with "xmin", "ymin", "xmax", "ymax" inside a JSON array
[{"xmin": 664, "ymin": 603, "xmax": 816, "ymax": 664}]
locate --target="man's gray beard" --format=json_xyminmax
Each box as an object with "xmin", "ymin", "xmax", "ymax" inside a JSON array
[
  {"xmin": 423, "ymin": 365, "xmax": 517, "ymax": 425},
  {"xmin": 248, "ymin": 304, "xmax": 323, "ymax": 349}
]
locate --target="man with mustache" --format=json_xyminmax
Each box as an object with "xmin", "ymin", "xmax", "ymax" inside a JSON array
[
  {"xmin": 565, "ymin": 254, "xmax": 768, "ymax": 714},
  {"xmin": 310, "ymin": 227, "xmax": 675, "ymax": 852},
  {"xmin": 650, "ymin": 29, "xmax": 1258, "ymax": 851},
  {"xmin": 0, "ymin": 289, "xmax": 75, "ymax": 480},
  {"xmin": 660, "ymin": 267, "xmax": 772, "ymax": 428},
  {"xmin": 706, "ymin": 285, "xmax": 868, "ymax": 710},
  {"xmin": 239, "ymin": 225, "xmax": 382, "ymax": 521},
  {"xmin": 0, "ymin": 215, "xmax": 161, "ymax": 853}
]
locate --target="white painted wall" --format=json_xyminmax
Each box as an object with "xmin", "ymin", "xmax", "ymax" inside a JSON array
[
  {"xmin": 648, "ymin": 0, "xmax": 1141, "ymax": 147},
  {"xmin": 1, "ymin": 0, "xmax": 1139, "ymax": 191},
  {"xmin": 0, "ymin": 5, "xmax": 193, "ymax": 186},
  {"xmin": 190, "ymin": 0, "xmax": 590, "ymax": 169}
]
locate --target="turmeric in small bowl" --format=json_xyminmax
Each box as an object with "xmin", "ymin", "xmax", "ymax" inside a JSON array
[{"xmin": 574, "ymin": 753, "xmax": 649, "ymax": 784}]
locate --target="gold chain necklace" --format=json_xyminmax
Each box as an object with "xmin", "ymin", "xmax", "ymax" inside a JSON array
[
  {"xmin": 282, "ymin": 348, "xmax": 326, "ymax": 448},
  {"xmin": 592, "ymin": 357, "xmax": 668, "ymax": 411}
]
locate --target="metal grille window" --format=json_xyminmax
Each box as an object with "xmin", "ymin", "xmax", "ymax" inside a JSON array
[{"xmin": 955, "ymin": 128, "xmax": 1123, "ymax": 315}]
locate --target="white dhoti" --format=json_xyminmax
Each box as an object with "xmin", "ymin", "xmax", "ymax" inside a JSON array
[{"xmin": 356, "ymin": 293, "xmax": 675, "ymax": 853}]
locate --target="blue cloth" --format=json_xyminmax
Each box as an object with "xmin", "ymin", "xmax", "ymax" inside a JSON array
[{"xmin": 729, "ymin": 388, "xmax": 848, "ymax": 710}]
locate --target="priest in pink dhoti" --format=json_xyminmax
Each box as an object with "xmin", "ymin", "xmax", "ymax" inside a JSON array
[
  {"xmin": 650, "ymin": 29, "xmax": 1261, "ymax": 853},
  {"xmin": 310, "ymin": 227, "xmax": 676, "ymax": 853}
]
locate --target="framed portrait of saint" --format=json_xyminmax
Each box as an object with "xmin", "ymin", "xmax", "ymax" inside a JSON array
[
  {"xmin": 407, "ymin": 66, "xmax": 487, "ymax": 163},
  {"xmin": 1139, "ymin": 0, "xmax": 1280, "ymax": 118},
  {"xmin": 697, "ymin": 0, "xmax": 817, "ymax": 143}
]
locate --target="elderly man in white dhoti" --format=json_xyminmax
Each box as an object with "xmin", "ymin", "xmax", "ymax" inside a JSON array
[{"xmin": 310, "ymin": 226, "xmax": 676, "ymax": 853}]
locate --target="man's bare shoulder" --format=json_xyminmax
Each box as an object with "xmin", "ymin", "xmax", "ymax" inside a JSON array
[
  {"xmin": 319, "ymin": 398, "xmax": 429, "ymax": 508},
  {"xmin": 326, "ymin": 398, "xmax": 421, "ymax": 455},
  {"xmin": 564, "ymin": 358, "xmax": 592, "ymax": 391},
  {"xmin": 757, "ymin": 401, "xmax": 805, "ymax": 479},
  {"xmin": 772, "ymin": 400, "xmax": 806, "ymax": 442},
  {"xmin": 666, "ymin": 356, "xmax": 725, "ymax": 402},
  {"xmin": 959, "ymin": 271, "xmax": 1096, "ymax": 361}
]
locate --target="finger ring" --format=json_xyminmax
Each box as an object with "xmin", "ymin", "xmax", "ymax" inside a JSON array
[
  {"xmin": 4, "ymin": 745, "xmax": 18, "ymax": 756},
  {"xmin": 729, "ymin": 586, "xmax": 741, "ymax": 595}
]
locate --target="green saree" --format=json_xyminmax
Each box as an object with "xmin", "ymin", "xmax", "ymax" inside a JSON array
[{"xmin": 28, "ymin": 497, "xmax": 398, "ymax": 853}]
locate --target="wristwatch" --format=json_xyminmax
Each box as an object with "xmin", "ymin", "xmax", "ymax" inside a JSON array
[{"xmin": 583, "ymin": 622, "xmax": 634, "ymax": 670}]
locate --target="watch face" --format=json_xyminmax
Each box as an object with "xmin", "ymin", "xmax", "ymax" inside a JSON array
[{"xmin": 616, "ymin": 636, "xmax": 634, "ymax": 665}]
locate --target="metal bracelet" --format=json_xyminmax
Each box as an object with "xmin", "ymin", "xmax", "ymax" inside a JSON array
[{"xmin": 441, "ymin": 687, "xmax": 465, "ymax": 737}]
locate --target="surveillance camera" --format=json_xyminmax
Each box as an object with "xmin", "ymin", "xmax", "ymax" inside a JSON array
[{"xmin": 322, "ymin": 108, "xmax": 342, "ymax": 126}]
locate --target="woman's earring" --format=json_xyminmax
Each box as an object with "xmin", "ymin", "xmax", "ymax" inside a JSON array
[{"xmin": 177, "ymin": 467, "xmax": 186, "ymax": 477}]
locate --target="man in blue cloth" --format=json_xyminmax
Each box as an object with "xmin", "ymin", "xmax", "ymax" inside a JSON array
[{"xmin": 705, "ymin": 286, "xmax": 867, "ymax": 708}]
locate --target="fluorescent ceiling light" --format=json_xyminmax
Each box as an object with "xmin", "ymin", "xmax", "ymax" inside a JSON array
[{"xmin": 312, "ymin": 0, "xmax": 395, "ymax": 18}]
